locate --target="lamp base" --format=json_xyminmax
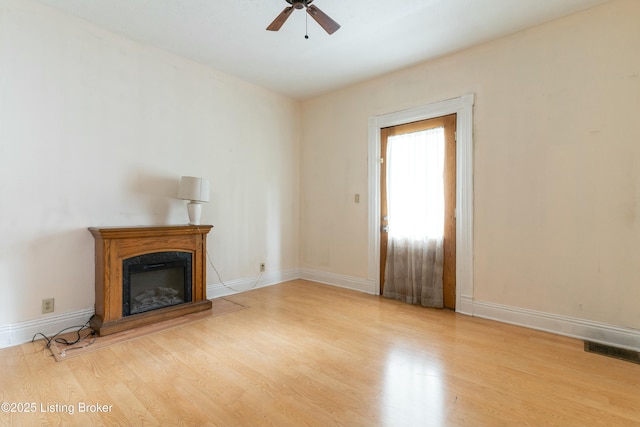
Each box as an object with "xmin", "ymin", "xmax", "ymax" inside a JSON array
[{"xmin": 186, "ymin": 201, "xmax": 203, "ymax": 225}]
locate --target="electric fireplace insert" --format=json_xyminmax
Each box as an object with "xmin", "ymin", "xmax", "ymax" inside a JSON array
[{"xmin": 122, "ymin": 251, "xmax": 192, "ymax": 316}]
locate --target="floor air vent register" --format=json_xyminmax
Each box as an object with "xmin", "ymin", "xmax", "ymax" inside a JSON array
[{"xmin": 584, "ymin": 341, "xmax": 640, "ymax": 365}]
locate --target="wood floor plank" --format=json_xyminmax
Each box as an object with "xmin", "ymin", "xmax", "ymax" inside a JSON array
[{"xmin": 1, "ymin": 279, "xmax": 639, "ymax": 427}]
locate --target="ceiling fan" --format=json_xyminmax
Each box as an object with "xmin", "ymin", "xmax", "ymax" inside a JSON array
[{"xmin": 267, "ymin": 0, "xmax": 340, "ymax": 35}]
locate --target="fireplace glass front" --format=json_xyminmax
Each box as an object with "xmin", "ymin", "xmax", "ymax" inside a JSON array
[{"xmin": 122, "ymin": 251, "xmax": 192, "ymax": 316}]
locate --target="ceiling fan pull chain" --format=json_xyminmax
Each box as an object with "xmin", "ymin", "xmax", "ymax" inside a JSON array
[{"xmin": 305, "ymin": 12, "xmax": 309, "ymax": 39}]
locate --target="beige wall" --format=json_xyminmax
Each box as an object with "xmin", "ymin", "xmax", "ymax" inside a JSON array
[
  {"xmin": 1, "ymin": 0, "xmax": 638, "ymax": 346},
  {"xmin": 0, "ymin": 0, "xmax": 299, "ymax": 329},
  {"xmin": 300, "ymin": 0, "xmax": 640, "ymax": 329}
]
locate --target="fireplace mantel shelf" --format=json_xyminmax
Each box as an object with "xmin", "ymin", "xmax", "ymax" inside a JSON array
[
  {"xmin": 89, "ymin": 225, "xmax": 213, "ymax": 336},
  {"xmin": 89, "ymin": 224, "xmax": 213, "ymax": 239}
]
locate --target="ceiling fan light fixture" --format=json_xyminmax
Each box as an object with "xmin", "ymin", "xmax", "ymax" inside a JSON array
[{"xmin": 266, "ymin": 0, "xmax": 339, "ymax": 35}]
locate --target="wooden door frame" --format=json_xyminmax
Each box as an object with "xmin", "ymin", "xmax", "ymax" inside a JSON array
[{"xmin": 367, "ymin": 94, "xmax": 475, "ymax": 314}]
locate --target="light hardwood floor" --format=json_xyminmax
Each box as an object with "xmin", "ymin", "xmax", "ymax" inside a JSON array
[{"xmin": 1, "ymin": 280, "xmax": 639, "ymax": 427}]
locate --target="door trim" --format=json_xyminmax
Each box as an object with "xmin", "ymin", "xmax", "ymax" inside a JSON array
[{"xmin": 367, "ymin": 94, "xmax": 474, "ymax": 314}]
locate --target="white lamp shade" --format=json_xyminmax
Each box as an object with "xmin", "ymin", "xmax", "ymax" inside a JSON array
[{"xmin": 178, "ymin": 176, "xmax": 210, "ymax": 202}]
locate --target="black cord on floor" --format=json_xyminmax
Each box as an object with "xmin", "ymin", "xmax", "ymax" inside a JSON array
[{"xmin": 31, "ymin": 315, "xmax": 97, "ymax": 349}]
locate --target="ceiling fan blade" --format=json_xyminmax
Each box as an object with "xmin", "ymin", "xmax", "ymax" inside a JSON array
[
  {"xmin": 267, "ymin": 6, "xmax": 295, "ymax": 31},
  {"xmin": 306, "ymin": 4, "xmax": 340, "ymax": 35}
]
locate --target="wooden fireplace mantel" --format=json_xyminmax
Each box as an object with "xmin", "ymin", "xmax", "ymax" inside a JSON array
[{"xmin": 89, "ymin": 225, "xmax": 213, "ymax": 336}]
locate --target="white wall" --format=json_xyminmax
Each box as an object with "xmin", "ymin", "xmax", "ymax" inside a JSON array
[
  {"xmin": 300, "ymin": 0, "xmax": 640, "ymax": 332},
  {"xmin": 0, "ymin": 0, "xmax": 299, "ymax": 338}
]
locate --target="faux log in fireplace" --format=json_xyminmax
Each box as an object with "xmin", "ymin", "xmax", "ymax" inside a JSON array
[{"xmin": 89, "ymin": 225, "xmax": 213, "ymax": 336}]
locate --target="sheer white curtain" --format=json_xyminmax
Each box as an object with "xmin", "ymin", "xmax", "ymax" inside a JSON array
[{"xmin": 383, "ymin": 127, "xmax": 445, "ymax": 308}]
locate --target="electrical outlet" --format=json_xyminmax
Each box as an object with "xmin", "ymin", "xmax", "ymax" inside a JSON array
[
  {"xmin": 259, "ymin": 263, "xmax": 265, "ymax": 272},
  {"xmin": 42, "ymin": 298, "xmax": 55, "ymax": 314}
]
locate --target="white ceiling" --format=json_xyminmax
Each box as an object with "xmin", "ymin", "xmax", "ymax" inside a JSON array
[{"xmin": 36, "ymin": 0, "xmax": 610, "ymax": 100}]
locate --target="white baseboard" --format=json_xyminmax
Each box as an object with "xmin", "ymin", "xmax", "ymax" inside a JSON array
[
  {"xmin": 206, "ymin": 268, "xmax": 300, "ymax": 298},
  {"xmin": 0, "ymin": 308, "xmax": 95, "ymax": 350},
  {"xmin": 0, "ymin": 268, "xmax": 302, "ymax": 350},
  {"xmin": 298, "ymin": 270, "xmax": 640, "ymax": 352},
  {"xmin": 299, "ymin": 268, "xmax": 377, "ymax": 294},
  {"xmin": 470, "ymin": 299, "xmax": 640, "ymax": 352},
  {"xmin": 457, "ymin": 294, "xmax": 475, "ymax": 316},
  {"xmin": 4, "ymin": 275, "xmax": 638, "ymax": 353}
]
